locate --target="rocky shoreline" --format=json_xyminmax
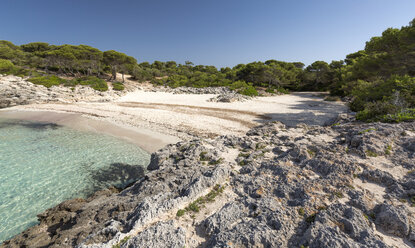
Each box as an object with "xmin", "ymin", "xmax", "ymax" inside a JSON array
[
  {"xmin": 0, "ymin": 75, "xmax": 129, "ymax": 108},
  {"xmin": 2, "ymin": 115, "xmax": 415, "ymax": 247},
  {"xmin": 0, "ymin": 75, "xmax": 253, "ymax": 109}
]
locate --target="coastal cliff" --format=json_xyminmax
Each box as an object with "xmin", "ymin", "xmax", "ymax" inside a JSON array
[{"xmin": 3, "ymin": 117, "xmax": 415, "ymax": 248}]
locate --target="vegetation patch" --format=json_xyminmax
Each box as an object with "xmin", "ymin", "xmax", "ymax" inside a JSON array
[
  {"xmin": 238, "ymin": 152, "xmax": 250, "ymax": 158},
  {"xmin": 385, "ymin": 144, "xmax": 392, "ymax": 155},
  {"xmin": 334, "ymin": 192, "xmax": 344, "ymax": 198},
  {"xmin": 238, "ymin": 160, "xmax": 247, "ymax": 166},
  {"xmin": 112, "ymin": 236, "xmax": 130, "ymax": 248},
  {"xmin": 307, "ymin": 149, "xmax": 316, "ymax": 157},
  {"xmin": 0, "ymin": 59, "xmax": 15, "ymax": 74},
  {"xmin": 358, "ymin": 128, "xmax": 376, "ymax": 134},
  {"xmin": 112, "ymin": 81, "xmax": 125, "ymax": 91},
  {"xmin": 381, "ymin": 109, "xmax": 415, "ymax": 123},
  {"xmin": 365, "ymin": 150, "xmax": 378, "ymax": 157},
  {"xmin": 306, "ymin": 213, "xmax": 317, "ymax": 223},
  {"xmin": 29, "ymin": 75, "xmax": 67, "ymax": 88},
  {"xmin": 68, "ymin": 76, "xmax": 108, "ymax": 91},
  {"xmin": 176, "ymin": 184, "xmax": 225, "ymax": 218},
  {"xmin": 199, "ymin": 151, "xmax": 209, "ymax": 161},
  {"xmin": 209, "ymin": 158, "xmax": 223, "ymax": 165}
]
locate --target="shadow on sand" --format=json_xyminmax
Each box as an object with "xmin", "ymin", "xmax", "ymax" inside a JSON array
[{"xmin": 254, "ymin": 93, "xmax": 347, "ymax": 127}]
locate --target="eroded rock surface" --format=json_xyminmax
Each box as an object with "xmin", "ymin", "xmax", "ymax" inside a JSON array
[
  {"xmin": 0, "ymin": 75, "xmax": 125, "ymax": 108},
  {"xmin": 3, "ymin": 120, "xmax": 415, "ymax": 248}
]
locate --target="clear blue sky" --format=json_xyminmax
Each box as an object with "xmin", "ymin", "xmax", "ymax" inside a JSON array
[{"xmin": 1, "ymin": 0, "xmax": 414, "ymax": 68}]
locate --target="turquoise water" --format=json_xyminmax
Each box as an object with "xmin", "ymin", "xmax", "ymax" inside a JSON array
[{"xmin": 0, "ymin": 118, "xmax": 150, "ymax": 243}]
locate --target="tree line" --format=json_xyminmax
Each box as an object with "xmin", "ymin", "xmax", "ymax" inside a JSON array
[
  {"xmin": 0, "ymin": 39, "xmax": 346, "ymax": 92},
  {"xmin": 0, "ymin": 41, "xmax": 136, "ymax": 82}
]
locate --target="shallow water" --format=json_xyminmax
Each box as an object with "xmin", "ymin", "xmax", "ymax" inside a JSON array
[{"xmin": 0, "ymin": 118, "xmax": 150, "ymax": 243}]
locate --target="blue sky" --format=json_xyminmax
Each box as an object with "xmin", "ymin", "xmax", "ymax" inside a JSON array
[{"xmin": 1, "ymin": 0, "xmax": 414, "ymax": 68}]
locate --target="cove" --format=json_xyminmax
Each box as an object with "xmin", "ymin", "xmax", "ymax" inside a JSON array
[{"xmin": 0, "ymin": 118, "xmax": 150, "ymax": 243}]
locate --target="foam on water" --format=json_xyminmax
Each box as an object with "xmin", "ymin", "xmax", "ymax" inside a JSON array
[{"xmin": 0, "ymin": 118, "xmax": 150, "ymax": 243}]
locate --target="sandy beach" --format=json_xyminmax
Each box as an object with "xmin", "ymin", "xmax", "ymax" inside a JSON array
[{"xmin": 0, "ymin": 89, "xmax": 348, "ymax": 153}]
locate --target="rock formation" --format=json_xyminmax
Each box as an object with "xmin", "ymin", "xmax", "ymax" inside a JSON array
[
  {"xmin": 3, "ymin": 118, "xmax": 415, "ymax": 248},
  {"xmin": 0, "ymin": 75, "xmax": 126, "ymax": 108}
]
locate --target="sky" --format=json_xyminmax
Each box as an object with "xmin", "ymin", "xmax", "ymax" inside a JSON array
[{"xmin": 1, "ymin": 0, "xmax": 414, "ymax": 68}]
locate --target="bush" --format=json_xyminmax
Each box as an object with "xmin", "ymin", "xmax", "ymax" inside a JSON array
[
  {"xmin": 0, "ymin": 59, "xmax": 15, "ymax": 73},
  {"xmin": 28, "ymin": 75, "xmax": 67, "ymax": 88},
  {"xmin": 351, "ymin": 75, "xmax": 415, "ymax": 122},
  {"xmin": 229, "ymin": 80, "xmax": 249, "ymax": 91},
  {"xmin": 69, "ymin": 76, "xmax": 108, "ymax": 91},
  {"xmin": 112, "ymin": 82, "xmax": 124, "ymax": 91},
  {"xmin": 229, "ymin": 80, "xmax": 258, "ymax": 96},
  {"xmin": 238, "ymin": 85, "xmax": 258, "ymax": 96},
  {"xmin": 275, "ymin": 87, "xmax": 290, "ymax": 94},
  {"xmin": 381, "ymin": 108, "xmax": 415, "ymax": 123},
  {"xmin": 356, "ymin": 101, "xmax": 400, "ymax": 121}
]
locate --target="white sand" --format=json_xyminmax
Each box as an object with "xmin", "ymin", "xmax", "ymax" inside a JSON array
[{"xmin": 0, "ymin": 90, "xmax": 348, "ymax": 151}]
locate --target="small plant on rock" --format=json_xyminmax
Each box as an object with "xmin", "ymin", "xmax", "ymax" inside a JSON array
[
  {"xmin": 209, "ymin": 158, "xmax": 223, "ymax": 165},
  {"xmin": 365, "ymin": 150, "xmax": 378, "ymax": 157},
  {"xmin": 199, "ymin": 151, "xmax": 209, "ymax": 161},
  {"xmin": 306, "ymin": 213, "xmax": 316, "ymax": 223},
  {"xmin": 334, "ymin": 192, "xmax": 344, "ymax": 198},
  {"xmin": 112, "ymin": 236, "xmax": 130, "ymax": 248},
  {"xmin": 176, "ymin": 209, "xmax": 185, "ymax": 217},
  {"xmin": 359, "ymin": 128, "xmax": 376, "ymax": 134},
  {"xmin": 385, "ymin": 144, "xmax": 392, "ymax": 155}
]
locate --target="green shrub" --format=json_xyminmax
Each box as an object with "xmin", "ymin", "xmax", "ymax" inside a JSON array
[
  {"xmin": 0, "ymin": 59, "xmax": 15, "ymax": 74},
  {"xmin": 306, "ymin": 213, "xmax": 316, "ymax": 223},
  {"xmin": 29, "ymin": 75, "xmax": 67, "ymax": 88},
  {"xmin": 186, "ymin": 202, "xmax": 200, "ymax": 212},
  {"xmin": 366, "ymin": 150, "xmax": 378, "ymax": 157},
  {"xmin": 112, "ymin": 82, "xmax": 125, "ymax": 91},
  {"xmin": 176, "ymin": 209, "xmax": 185, "ymax": 217},
  {"xmin": 112, "ymin": 236, "xmax": 130, "ymax": 248},
  {"xmin": 176, "ymin": 184, "xmax": 225, "ymax": 218},
  {"xmin": 352, "ymin": 75, "xmax": 415, "ymax": 122},
  {"xmin": 69, "ymin": 76, "xmax": 108, "ymax": 91},
  {"xmin": 356, "ymin": 101, "xmax": 400, "ymax": 122},
  {"xmin": 229, "ymin": 80, "xmax": 249, "ymax": 91},
  {"xmin": 238, "ymin": 85, "xmax": 258, "ymax": 96},
  {"xmin": 275, "ymin": 87, "xmax": 290, "ymax": 94},
  {"xmin": 380, "ymin": 108, "xmax": 415, "ymax": 123},
  {"xmin": 265, "ymin": 88, "xmax": 275, "ymax": 93},
  {"xmin": 334, "ymin": 192, "xmax": 344, "ymax": 198},
  {"xmin": 266, "ymin": 87, "xmax": 290, "ymax": 94}
]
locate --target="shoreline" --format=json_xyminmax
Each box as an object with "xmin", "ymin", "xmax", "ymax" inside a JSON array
[{"xmin": 0, "ymin": 109, "xmax": 180, "ymax": 153}]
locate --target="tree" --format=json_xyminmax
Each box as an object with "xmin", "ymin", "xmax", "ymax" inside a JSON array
[
  {"xmin": 103, "ymin": 50, "xmax": 137, "ymax": 81},
  {"xmin": 0, "ymin": 59, "xmax": 14, "ymax": 73},
  {"xmin": 0, "ymin": 40, "xmax": 25, "ymax": 64},
  {"xmin": 21, "ymin": 42, "xmax": 50, "ymax": 53},
  {"xmin": 301, "ymin": 61, "xmax": 333, "ymax": 90}
]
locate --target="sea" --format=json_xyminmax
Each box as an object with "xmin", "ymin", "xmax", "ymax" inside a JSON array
[{"xmin": 0, "ymin": 117, "xmax": 150, "ymax": 243}]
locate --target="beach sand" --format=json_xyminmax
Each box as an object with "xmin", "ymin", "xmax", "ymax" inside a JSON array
[{"xmin": 0, "ymin": 90, "xmax": 348, "ymax": 152}]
